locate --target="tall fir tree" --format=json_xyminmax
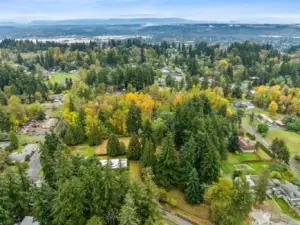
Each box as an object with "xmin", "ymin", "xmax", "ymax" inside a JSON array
[
  {"xmin": 126, "ymin": 104, "xmax": 142, "ymax": 134},
  {"xmin": 180, "ymin": 136, "xmax": 196, "ymax": 187},
  {"xmin": 228, "ymin": 131, "xmax": 240, "ymax": 153},
  {"xmin": 140, "ymin": 139, "xmax": 156, "ymax": 169},
  {"xmin": 185, "ymin": 168, "xmax": 203, "ymax": 204},
  {"xmin": 107, "ymin": 134, "xmax": 123, "ymax": 157},
  {"xmin": 119, "ymin": 193, "xmax": 140, "ymax": 225},
  {"xmin": 155, "ymin": 133, "xmax": 179, "ymax": 189},
  {"xmin": 7, "ymin": 130, "xmax": 18, "ymax": 151},
  {"xmin": 254, "ymin": 169, "xmax": 269, "ymax": 203},
  {"xmin": 200, "ymin": 141, "xmax": 221, "ymax": 184},
  {"xmin": 127, "ymin": 133, "xmax": 141, "ymax": 160}
]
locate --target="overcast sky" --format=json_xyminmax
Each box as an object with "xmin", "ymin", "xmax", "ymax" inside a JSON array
[{"xmin": 1, "ymin": 0, "xmax": 300, "ymax": 23}]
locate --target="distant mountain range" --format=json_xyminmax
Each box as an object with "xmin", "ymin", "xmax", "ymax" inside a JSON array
[{"xmin": 27, "ymin": 18, "xmax": 196, "ymax": 26}]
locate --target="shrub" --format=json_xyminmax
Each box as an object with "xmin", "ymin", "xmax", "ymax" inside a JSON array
[
  {"xmin": 294, "ymin": 155, "xmax": 300, "ymax": 161},
  {"xmin": 168, "ymin": 198, "xmax": 177, "ymax": 207},
  {"xmin": 246, "ymin": 132, "xmax": 256, "ymax": 140},
  {"xmin": 269, "ymin": 164, "xmax": 287, "ymax": 173},
  {"xmin": 257, "ymin": 123, "xmax": 269, "ymax": 135},
  {"xmin": 270, "ymin": 171, "xmax": 282, "ymax": 180},
  {"xmin": 158, "ymin": 188, "xmax": 168, "ymax": 203}
]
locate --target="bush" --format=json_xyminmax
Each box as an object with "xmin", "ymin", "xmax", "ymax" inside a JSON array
[
  {"xmin": 294, "ymin": 155, "xmax": 300, "ymax": 161},
  {"xmin": 270, "ymin": 171, "xmax": 282, "ymax": 180},
  {"xmin": 246, "ymin": 132, "xmax": 256, "ymax": 140},
  {"xmin": 269, "ymin": 164, "xmax": 287, "ymax": 173},
  {"xmin": 257, "ymin": 142, "xmax": 273, "ymax": 157},
  {"xmin": 168, "ymin": 198, "xmax": 177, "ymax": 207},
  {"xmin": 292, "ymin": 177, "xmax": 300, "ymax": 188},
  {"xmin": 257, "ymin": 123, "xmax": 269, "ymax": 135},
  {"xmin": 158, "ymin": 188, "xmax": 168, "ymax": 203}
]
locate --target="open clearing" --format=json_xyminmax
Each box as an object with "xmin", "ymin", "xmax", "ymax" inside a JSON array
[{"xmin": 48, "ymin": 72, "xmax": 79, "ymax": 84}]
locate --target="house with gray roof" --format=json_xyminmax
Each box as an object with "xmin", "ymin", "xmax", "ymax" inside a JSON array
[{"xmin": 273, "ymin": 181, "xmax": 300, "ymax": 208}]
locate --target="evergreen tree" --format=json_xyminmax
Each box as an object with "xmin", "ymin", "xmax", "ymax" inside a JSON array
[
  {"xmin": 200, "ymin": 142, "xmax": 220, "ymax": 184},
  {"xmin": 0, "ymin": 90, "xmax": 7, "ymax": 105},
  {"xmin": 119, "ymin": 193, "xmax": 140, "ymax": 225},
  {"xmin": 107, "ymin": 134, "xmax": 123, "ymax": 157},
  {"xmin": 64, "ymin": 124, "xmax": 76, "ymax": 145},
  {"xmin": 180, "ymin": 136, "xmax": 196, "ymax": 186},
  {"xmin": 140, "ymin": 139, "xmax": 156, "ymax": 169},
  {"xmin": 141, "ymin": 119, "xmax": 155, "ymax": 148},
  {"xmin": 155, "ymin": 133, "xmax": 179, "ymax": 189},
  {"xmin": 228, "ymin": 132, "xmax": 239, "ymax": 153},
  {"xmin": 126, "ymin": 104, "xmax": 142, "ymax": 134},
  {"xmin": 271, "ymin": 138, "xmax": 290, "ymax": 164},
  {"xmin": 127, "ymin": 133, "xmax": 141, "ymax": 160},
  {"xmin": 8, "ymin": 130, "xmax": 18, "ymax": 151},
  {"xmin": 255, "ymin": 169, "xmax": 269, "ymax": 203},
  {"xmin": 185, "ymin": 168, "xmax": 203, "ymax": 204}
]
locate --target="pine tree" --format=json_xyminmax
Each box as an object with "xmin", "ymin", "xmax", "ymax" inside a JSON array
[
  {"xmin": 141, "ymin": 119, "xmax": 154, "ymax": 148},
  {"xmin": 140, "ymin": 139, "xmax": 156, "ymax": 169},
  {"xmin": 107, "ymin": 134, "xmax": 123, "ymax": 157},
  {"xmin": 180, "ymin": 136, "xmax": 196, "ymax": 186},
  {"xmin": 200, "ymin": 142, "xmax": 220, "ymax": 184},
  {"xmin": 127, "ymin": 133, "xmax": 141, "ymax": 160},
  {"xmin": 126, "ymin": 104, "xmax": 142, "ymax": 134},
  {"xmin": 228, "ymin": 132, "xmax": 240, "ymax": 153},
  {"xmin": 185, "ymin": 168, "xmax": 203, "ymax": 204},
  {"xmin": 119, "ymin": 193, "xmax": 140, "ymax": 225},
  {"xmin": 64, "ymin": 125, "xmax": 75, "ymax": 145},
  {"xmin": 8, "ymin": 130, "xmax": 18, "ymax": 151},
  {"xmin": 155, "ymin": 133, "xmax": 179, "ymax": 189},
  {"xmin": 255, "ymin": 169, "xmax": 269, "ymax": 203}
]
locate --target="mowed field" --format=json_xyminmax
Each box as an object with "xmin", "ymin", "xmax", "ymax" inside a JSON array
[
  {"xmin": 48, "ymin": 72, "xmax": 79, "ymax": 84},
  {"xmin": 266, "ymin": 129, "xmax": 300, "ymax": 154}
]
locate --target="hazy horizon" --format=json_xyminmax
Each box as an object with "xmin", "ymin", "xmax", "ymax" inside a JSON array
[{"xmin": 1, "ymin": 0, "xmax": 300, "ymax": 24}]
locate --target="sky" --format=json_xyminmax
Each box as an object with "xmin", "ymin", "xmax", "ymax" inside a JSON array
[{"xmin": 1, "ymin": 0, "xmax": 300, "ymax": 23}]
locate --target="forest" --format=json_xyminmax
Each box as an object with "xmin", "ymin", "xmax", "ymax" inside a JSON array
[{"xmin": 1, "ymin": 38, "xmax": 300, "ymax": 225}]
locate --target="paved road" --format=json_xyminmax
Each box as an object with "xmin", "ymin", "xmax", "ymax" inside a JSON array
[{"xmin": 241, "ymin": 122, "xmax": 269, "ymax": 148}]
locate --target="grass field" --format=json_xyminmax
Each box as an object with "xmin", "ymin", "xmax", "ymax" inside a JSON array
[
  {"xmin": 272, "ymin": 195, "xmax": 300, "ymax": 220},
  {"xmin": 165, "ymin": 189, "xmax": 212, "ymax": 224},
  {"xmin": 14, "ymin": 134, "xmax": 43, "ymax": 153},
  {"xmin": 48, "ymin": 72, "xmax": 79, "ymax": 84},
  {"xmin": 266, "ymin": 129, "xmax": 300, "ymax": 154},
  {"xmin": 70, "ymin": 142, "xmax": 95, "ymax": 157},
  {"xmin": 222, "ymin": 152, "xmax": 271, "ymax": 176}
]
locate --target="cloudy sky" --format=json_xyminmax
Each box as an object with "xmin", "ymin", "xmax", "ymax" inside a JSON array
[{"xmin": 1, "ymin": 0, "xmax": 300, "ymax": 23}]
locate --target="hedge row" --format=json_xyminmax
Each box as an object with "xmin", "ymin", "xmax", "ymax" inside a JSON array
[
  {"xmin": 246, "ymin": 132, "xmax": 256, "ymax": 140},
  {"xmin": 257, "ymin": 142, "xmax": 273, "ymax": 157}
]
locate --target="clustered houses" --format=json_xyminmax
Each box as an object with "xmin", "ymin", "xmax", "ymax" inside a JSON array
[{"xmin": 272, "ymin": 180, "xmax": 300, "ymax": 208}]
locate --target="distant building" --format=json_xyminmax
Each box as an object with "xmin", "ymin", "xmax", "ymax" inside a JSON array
[
  {"xmin": 273, "ymin": 181, "xmax": 300, "ymax": 208},
  {"xmin": 239, "ymin": 136, "xmax": 257, "ymax": 153},
  {"xmin": 258, "ymin": 114, "xmax": 273, "ymax": 124}
]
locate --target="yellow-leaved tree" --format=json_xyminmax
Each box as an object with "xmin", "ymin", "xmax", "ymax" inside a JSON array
[{"xmin": 268, "ymin": 101, "xmax": 278, "ymax": 115}]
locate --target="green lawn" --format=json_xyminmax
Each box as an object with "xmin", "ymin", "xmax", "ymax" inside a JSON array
[
  {"xmin": 48, "ymin": 72, "xmax": 79, "ymax": 84},
  {"xmin": 266, "ymin": 129, "xmax": 300, "ymax": 154},
  {"xmin": 222, "ymin": 153, "xmax": 271, "ymax": 176},
  {"xmin": 129, "ymin": 161, "xmax": 142, "ymax": 183},
  {"xmin": 14, "ymin": 134, "xmax": 43, "ymax": 153},
  {"xmin": 272, "ymin": 195, "xmax": 300, "ymax": 221},
  {"xmin": 70, "ymin": 142, "xmax": 95, "ymax": 157}
]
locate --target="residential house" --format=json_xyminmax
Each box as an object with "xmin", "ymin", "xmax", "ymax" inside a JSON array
[
  {"xmin": 259, "ymin": 114, "xmax": 274, "ymax": 125},
  {"xmin": 273, "ymin": 181, "xmax": 300, "ymax": 208},
  {"xmin": 274, "ymin": 120, "xmax": 285, "ymax": 127},
  {"xmin": 239, "ymin": 136, "xmax": 257, "ymax": 153}
]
